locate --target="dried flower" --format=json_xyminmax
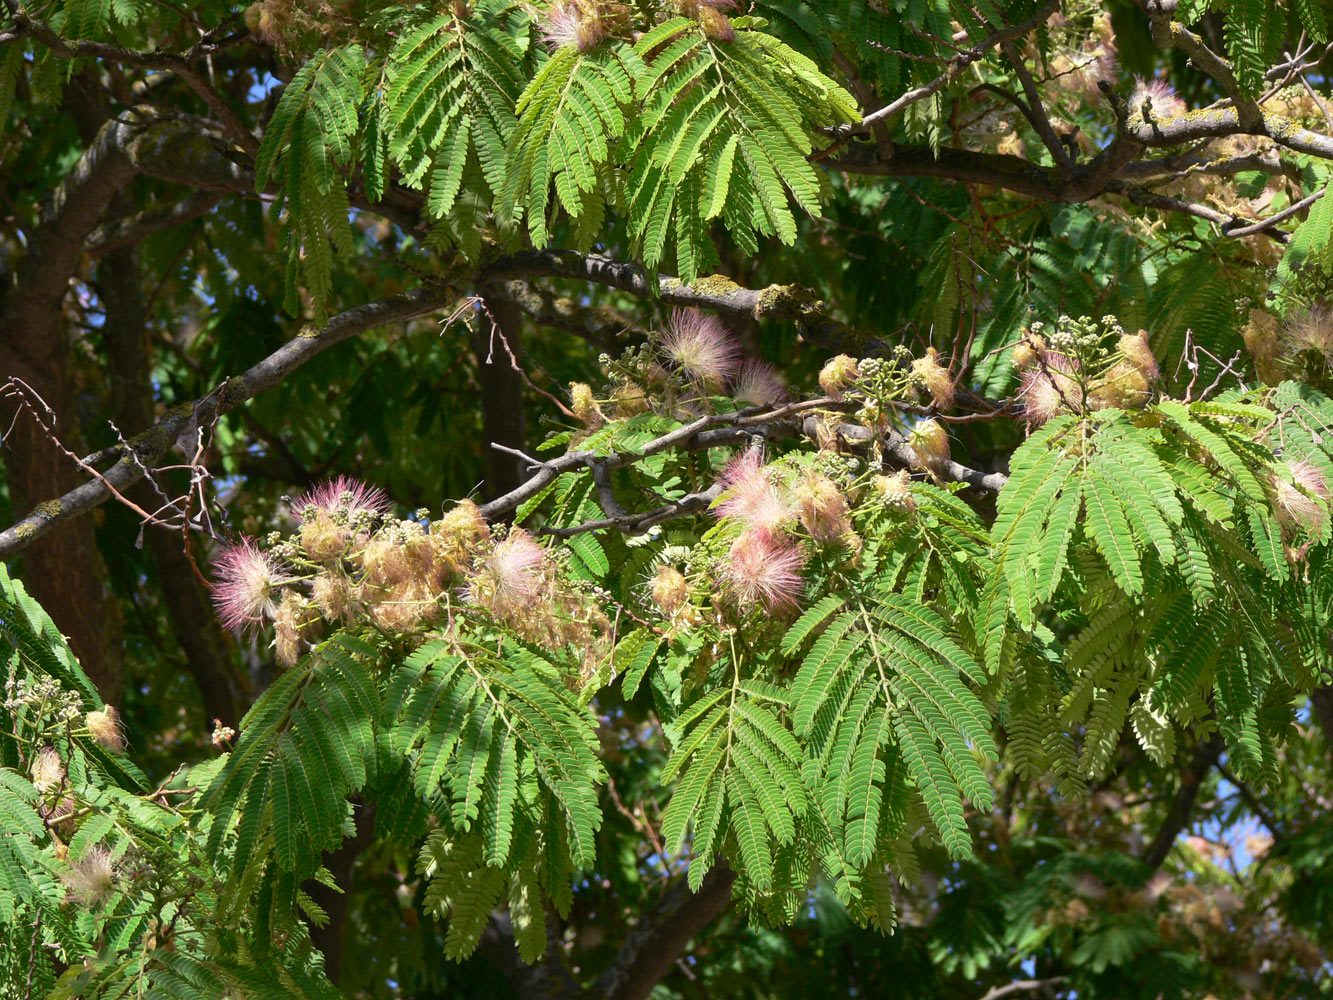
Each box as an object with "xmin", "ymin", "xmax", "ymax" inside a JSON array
[
  {"xmin": 698, "ymin": 6, "xmax": 735, "ymax": 40},
  {"xmin": 85, "ymin": 706, "xmax": 125, "ymax": 753},
  {"xmin": 660, "ymin": 309, "xmax": 742, "ymax": 391},
  {"xmin": 1130, "ymin": 77, "xmax": 1186, "ymax": 122},
  {"xmin": 31, "ymin": 746, "xmax": 64, "ymax": 793},
  {"xmin": 466, "ymin": 529, "xmax": 548, "ymax": 617},
  {"xmin": 292, "ymin": 475, "xmax": 392, "ymax": 521},
  {"xmin": 1281, "ymin": 306, "xmax": 1333, "ymax": 362},
  {"xmin": 300, "ymin": 511, "xmax": 346, "ymax": 561},
  {"xmin": 722, "ymin": 529, "xmax": 805, "ymax": 613},
  {"xmin": 650, "ymin": 564, "xmax": 689, "ymax": 617},
  {"xmin": 819, "ymin": 354, "xmax": 859, "ymax": 398},
  {"xmin": 212, "ymin": 539, "xmax": 287, "ymax": 631},
  {"xmin": 908, "ymin": 418, "xmax": 950, "ymax": 470},
  {"xmin": 1012, "ymin": 333, "xmax": 1046, "ymax": 370},
  {"xmin": 274, "ymin": 591, "xmax": 321, "ymax": 667},
  {"xmin": 1089, "ymin": 359, "xmax": 1151, "ymax": 410},
  {"xmin": 793, "ymin": 471, "xmax": 849, "ymax": 540},
  {"xmin": 911, "ymin": 347, "xmax": 955, "ymax": 410},
  {"xmin": 571, "ymin": 383, "xmax": 606, "ymax": 428},
  {"xmin": 1117, "ymin": 329, "xmax": 1160, "ymax": 381},
  {"xmin": 874, "ymin": 469, "xmax": 916, "ymax": 512},
  {"xmin": 63, "ymin": 847, "xmax": 118, "ymax": 907},
  {"xmin": 1018, "ymin": 352, "xmax": 1082, "ymax": 426},
  {"xmin": 733, "ymin": 359, "xmax": 787, "ymax": 407},
  {"xmin": 312, "ymin": 572, "xmax": 357, "ymax": 623}
]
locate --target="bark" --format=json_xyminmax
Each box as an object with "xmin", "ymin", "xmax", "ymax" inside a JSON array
[
  {"xmin": 1142, "ymin": 734, "xmax": 1224, "ymax": 872},
  {"xmin": 592, "ymin": 866, "xmax": 736, "ymax": 1000},
  {"xmin": 306, "ymin": 801, "xmax": 377, "ymax": 984},
  {"xmin": 1309, "ymin": 685, "xmax": 1333, "ymax": 751},
  {"xmin": 0, "ymin": 286, "xmax": 452, "ymax": 559},
  {"xmin": 0, "ymin": 104, "xmax": 146, "ymax": 696}
]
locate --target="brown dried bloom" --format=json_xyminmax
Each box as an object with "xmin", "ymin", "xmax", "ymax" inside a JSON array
[
  {"xmin": 312, "ymin": 572, "xmax": 358, "ymax": 623},
  {"xmin": 874, "ymin": 469, "xmax": 916, "ymax": 512},
  {"xmin": 650, "ymin": 564, "xmax": 689, "ymax": 617},
  {"xmin": 85, "ymin": 706, "xmax": 125, "ymax": 753},
  {"xmin": 1117, "ymin": 330, "xmax": 1160, "ymax": 382},
  {"xmin": 1012, "ymin": 333, "xmax": 1046, "ymax": 370},
  {"xmin": 571, "ymin": 383, "xmax": 606, "ymax": 428},
  {"xmin": 909, "ymin": 418, "xmax": 950, "ymax": 471},
  {"xmin": 819, "ymin": 354, "xmax": 860, "ymax": 398},
  {"xmin": 911, "ymin": 347, "xmax": 955, "ymax": 410},
  {"xmin": 794, "ymin": 471, "xmax": 850, "ymax": 540}
]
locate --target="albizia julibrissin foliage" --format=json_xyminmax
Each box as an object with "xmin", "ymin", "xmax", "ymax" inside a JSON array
[{"xmin": 6, "ymin": 303, "xmax": 1333, "ymax": 995}]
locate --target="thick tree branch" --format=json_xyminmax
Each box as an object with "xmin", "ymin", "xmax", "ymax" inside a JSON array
[
  {"xmin": 482, "ymin": 399, "xmax": 1008, "ymax": 533},
  {"xmin": 485, "ymin": 250, "xmax": 873, "ymax": 354},
  {"xmin": 593, "ymin": 866, "xmax": 737, "ymax": 1000},
  {"xmin": 1142, "ymin": 734, "xmax": 1224, "ymax": 872},
  {"xmin": 0, "ymin": 287, "xmax": 452, "ymax": 559},
  {"xmin": 8, "ymin": 7, "xmax": 260, "ymax": 153},
  {"xmin": 87, "ymin": 190, "xmax": 224, "ymax": 256}
]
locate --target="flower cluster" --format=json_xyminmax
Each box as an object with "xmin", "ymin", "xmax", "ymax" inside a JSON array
[
  {"xmin": 211, "ymin": 478, "xmax": 609, "ymax": 670},
  {"xmin": 589, "ymin": 309, "xmax": 787, "ymax": 425},
  {"xmin": 1013, "ymin": 315, "xmax": 1159, "ymax": 426},
  {"xmin": 706, "ymin": 448, "xmax": 860, "ymax": 615}
]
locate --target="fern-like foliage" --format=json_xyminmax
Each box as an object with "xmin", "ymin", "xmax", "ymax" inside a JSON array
[
  {"xmin": 0, "ymin": 566, "xmax": 339, "ymax": 1000},
  {"xmin": 254, "ymin": 45, "xmax": 363, "ymax": 322},
  {"xmin": 370, "ymin": 1, "xmax": 530, "ymax": 258},
  {"xmin": 988, "ymin": 387, "xmax": 1330, "ymax": 785},
  {"xmin": 616, "ymin": 16, "xmax": 857, "ymax": 276}
]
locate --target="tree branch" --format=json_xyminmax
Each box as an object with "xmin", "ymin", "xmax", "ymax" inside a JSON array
[
  {"xmin": 0, "ymin": 287, "xmax": 453, "ymax": 559},
  {"xmin": 1142, "ymin": 733, "xmax": 1224, "ymax": 872},
  {"xmin": 593, "ymin": 866, "xmax": 737, "ymax": 1000},
  {"xmin": 830, "ymin": 0, "xmax": 1060, "ymax": 139},
  {"xmin": 485, "ymin": 250, "xmax": 872, "ymax": 354}
]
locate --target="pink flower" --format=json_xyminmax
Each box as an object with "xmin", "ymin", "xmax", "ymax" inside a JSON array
[
  {"xmin": 1275, "ymin": 461, "xmax": 1330, "ymax": 534},
  {"xmin": 733, "ymin": 359, "xmax": 787, "ymax": 407},
  {"xmin": 660, "ymin": 309, "xmax": 742, "ymax": 390},
  {"xmin": 466, "ymin": 529, "xmax": 548, "ymax": 617},
  {"xmin": 540, "ymin": 1, "xmax": 606, "ymax": 52},
  {"xmin": 722, "ymin": 529, "xmax": 805, "ymax": 613},
  {"xmin": 212, "ymin": 539, "xmax": 286, "ymax": 631},
  {"xmin": 1290, "ymin": 460, "xmax": 1331, "ymax": 499},
  {"xmin": 292, "ymin": 475, "xmax": 392, "ymax": 520},
  {"xmin": 714, "ymin": 448, "xmax": 794, "ymax": 533},
  {"xmin": 1130, "ymin": 77, "xmax": 1186, "ymax": 120}
]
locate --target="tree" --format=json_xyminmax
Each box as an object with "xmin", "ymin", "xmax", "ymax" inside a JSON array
[{"xmin": 3, "ymin": 0, "xmax": 1333, "ymax": 996}]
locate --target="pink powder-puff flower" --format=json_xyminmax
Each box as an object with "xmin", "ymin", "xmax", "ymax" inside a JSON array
[
  {"xmin": 1129, "ymin": 77, "xmax": 1186, "ymax": 121},
  {"xmin": 540, "ymin": 1, "xmax": 606, "ymax": 52},
  {"xmin": 212, "ymin": 539, "xmax": 288, "ymax": 632},
  {"xmin": 660, "ymin": 309, "xmax": 742, "ymax": 390},
  {"xmin": 292, "ymin": 475, "xmax": 392, "ymax": 520},
  {"xmin": 715, "ymin": 448, "xmax": 795, "ymax": 533},
  {"xmin": 722, "ymin": 529, "xmax": 805, "ymax": 613},
  {"xmin": 733, "ymin": 359, "xmax": 788, "ymax": 407},
  {"xmin": 1275, "ymin": 461, "xmax": 1331, "ymax": 534}
]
